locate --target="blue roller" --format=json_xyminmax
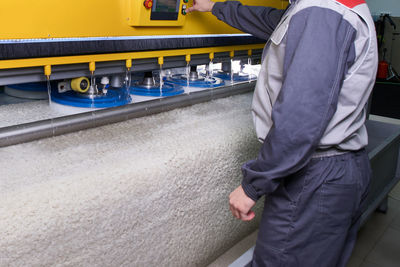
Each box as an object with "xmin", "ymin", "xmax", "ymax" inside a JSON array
[
  {"xmin": 164, "ymin": 74, "xmax": 224, "ymax": 88},
  {"xmin": 214, "ymin": 72, "xmax": 257, "ymax": 82},
  {"xmin": 129, "ymin": 82, "xmax": 184, "ymax": 97},
  {"xmin": 4, "ymin": 82, "xmax": 55, "ymax": 100},
  {"xmin": 51, "ymin": 88, "xmax": 131, "ymax": 108},
  {"xmin": 6, "ymin": 82, "xmax": 50, "ymax": 92}
]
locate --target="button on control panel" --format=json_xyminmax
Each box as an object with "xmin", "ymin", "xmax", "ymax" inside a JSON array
[
  {"xmin": 182, "ymin": 4, "xmax": 187, "ymax": 15},
  {"xmin": 143, "ymin": 0, "xmax": 153, "ymax": 9}
]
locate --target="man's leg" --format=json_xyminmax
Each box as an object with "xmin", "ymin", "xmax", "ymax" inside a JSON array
[{"xmin": 247, "ymin": 150, "xmax": 370, "ymax": 267}]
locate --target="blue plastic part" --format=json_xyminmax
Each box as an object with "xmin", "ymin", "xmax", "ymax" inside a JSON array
[
  {"xmin": 164, "ymin": 74, "xmax": 224, "ymax": 88},
  {"xmin": 214, "ymin": 72, "xmax": 256, "ymax": 82},
  {"xmin": 51, "ymin": 88, "xmax": 131, "ymax": 108},
  {"xmin": 129, "ymin": 82, "xmax": 184, "ymax": 97},
  {"xmin": 6, "ymin": 82, "xmax": 52, "ymax": 92}
]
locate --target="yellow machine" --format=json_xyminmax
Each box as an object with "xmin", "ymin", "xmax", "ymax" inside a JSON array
[
  {"xmin": 0, "ymin": 0, "xmax": 284, "ymax": 37},
  {"xmin": 0, "ymin": 0, "xmax": 288, "ymax": 147},
  {"xmin": 0, "ymin": 0, "xmax": 286, "ymax": 82}
]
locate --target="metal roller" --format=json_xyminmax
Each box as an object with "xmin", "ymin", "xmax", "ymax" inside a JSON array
[{"xmin": 70, "ymin": 77, "xmax": 90, "ymax": 93}]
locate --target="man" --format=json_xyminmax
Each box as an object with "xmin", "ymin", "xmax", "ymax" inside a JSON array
[{"xmin": 188, "ymin": 0, "xmax": 378, "ymax": 266}]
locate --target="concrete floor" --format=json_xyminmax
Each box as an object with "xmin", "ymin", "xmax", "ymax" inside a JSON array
[{"xmin": 208, "ymin": 115, "xmax": 400, "ymax": 267}]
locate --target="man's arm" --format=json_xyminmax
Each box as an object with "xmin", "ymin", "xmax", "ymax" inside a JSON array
[
  {"xmin": 240, "ymin": 7, "xmax": 357, "ymax": 202},
  {"xmin": 187, "ymin": 0, "xmax": 285, "ymax": 40}
]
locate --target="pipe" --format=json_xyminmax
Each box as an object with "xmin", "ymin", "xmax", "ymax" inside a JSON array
[{"xmin": 0, "ymin": 82, "xmax": 255, "ymax": 147}]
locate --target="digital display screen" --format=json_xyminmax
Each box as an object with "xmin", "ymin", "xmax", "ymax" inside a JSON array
[
  {"xmin": 153, "ymin": 0, "xmax": 179, "ymax": 13},
  {"xmin": 151, "ymin": 0, "xmax": 180, "ymax": 20}
]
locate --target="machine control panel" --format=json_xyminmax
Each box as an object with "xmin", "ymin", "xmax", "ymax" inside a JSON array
[
  {"xmin": 151, "ymin": 0, "xmax": 180, "ymax": 20},
  {"xmin": 128, "ymin": 0, "xmax": 187, "ymax": 27}
]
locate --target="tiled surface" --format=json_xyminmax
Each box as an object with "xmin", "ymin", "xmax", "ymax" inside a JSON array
[
  {"xmin": 359, "ymin": 261, "xmax": 381, "ymax": 267},
  {"xmin": 208, "ymin": 231, "xmax": 258, "ymax": 267},
  {"xmin": 349, "ymin": 197, "xmax": 400, "ymax": 267},
  {"xmin": 390, "ymin": 181, "xmax": 400, "ymax": 201},
  {"xmin": 347, "ymin": 256, "xmax": 364, "ymax": 267},
  {"xmin": 351, "ymin": 198, "xmax": 400, "ymax": 260},
  {"xmin": 391, "ymin": 210, "xmax": 400, "ymax": 232},
  {"xmin": 364, "ymin": 227, "xmax": 400, "ymax": 267}
]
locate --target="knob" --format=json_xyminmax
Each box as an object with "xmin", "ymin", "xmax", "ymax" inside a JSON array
[{"xmin": 144, "ymin": 0, "xmax": 153, "ymax": 9}]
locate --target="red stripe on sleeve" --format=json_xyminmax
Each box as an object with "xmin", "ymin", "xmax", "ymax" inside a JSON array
[{"xmin": 336, "ymin": 0, "xmax": 366, "ymax": 8}]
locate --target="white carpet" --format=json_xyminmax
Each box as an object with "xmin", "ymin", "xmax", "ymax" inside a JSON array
[{"xmin": 0, "ymin": 93, "xmax": 264, "ymax": 267}]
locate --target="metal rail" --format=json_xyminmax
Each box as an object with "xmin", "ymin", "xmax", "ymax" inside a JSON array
[{"xmin": 0, "ymin": 81, "xmax": 255, "ymax": 147}]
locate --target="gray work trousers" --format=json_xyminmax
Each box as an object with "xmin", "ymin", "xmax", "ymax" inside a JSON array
[{"xmin": 247, "ymin": 149, "xmax": 371, "ymax": 267}]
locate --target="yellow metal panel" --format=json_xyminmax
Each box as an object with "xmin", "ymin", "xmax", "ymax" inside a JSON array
[{"xmin": 0, "ymin": 0, "xmax": 287, "ymax": 39}]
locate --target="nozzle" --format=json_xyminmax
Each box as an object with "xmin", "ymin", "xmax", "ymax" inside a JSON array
[
  {"xmin": 89, "ymin": 62, "xmax": 96, "ymax": 74},
  {"xmin": 44, "ymin": 65, "xmax": 52, "ymax": 80},
  {"xmin": 126, "ymin": 59, "xmax": 132, "ymax": 70}
]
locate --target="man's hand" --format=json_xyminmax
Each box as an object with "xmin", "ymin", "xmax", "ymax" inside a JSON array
[
  {"xmin": 186, "ymin": 0, "xmax": 215, "ymax": 13},
  {"xmin": 229, "ymin": 185, "xmax": 256, "ymax": 221}
]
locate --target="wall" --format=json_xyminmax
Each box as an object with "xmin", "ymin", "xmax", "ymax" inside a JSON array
[
  {"xmin": 366, "ymin": 0, "xmax": 400, "ymax": 17},
  {"xmin": 0, "ymin": 93, "xmax": 263, "ymax": 267},
  {"xmin": 367, "ymin": 0, "xmax": 400, "ymax": 72}
]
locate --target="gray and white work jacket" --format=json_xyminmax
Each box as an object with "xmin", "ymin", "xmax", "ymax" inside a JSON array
[{"xmin": 212, "ymin": 0, "xmax": 378, "ymax": 201}]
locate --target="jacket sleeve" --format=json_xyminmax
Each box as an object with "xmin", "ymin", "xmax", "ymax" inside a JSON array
[
  {"xmin": 241, "ymin": 7, "xmax": 357, "ymax": 201},
  {"xmin": 211, "ymin": 1, "xmax": 285, "ymax": 40}
]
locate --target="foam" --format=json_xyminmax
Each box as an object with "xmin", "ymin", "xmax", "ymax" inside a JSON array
[{"xmin": 0, "ymin": 93, "xmax": 263, "ymax": 266}]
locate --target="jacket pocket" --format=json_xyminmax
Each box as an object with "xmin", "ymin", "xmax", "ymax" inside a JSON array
[{"xmin": 270, "ymin": 17, "xmax": 289, "ymax": 45}]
